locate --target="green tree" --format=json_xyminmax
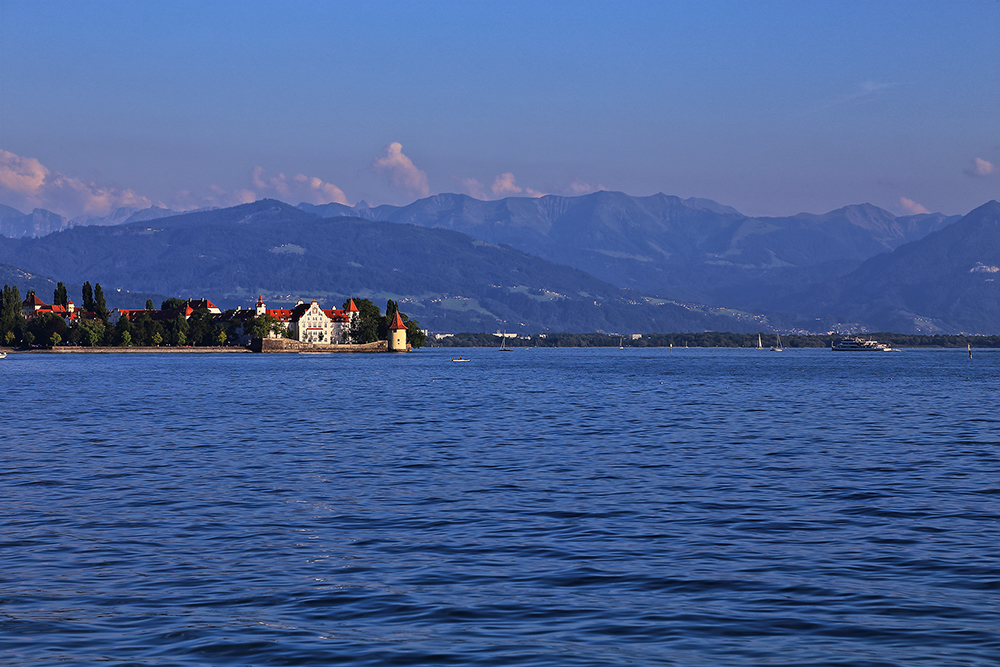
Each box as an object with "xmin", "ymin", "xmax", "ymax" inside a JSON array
[
  {"xmin": 120, "ymin": 331, "xmax": 132, "ymax": 347},
  {"xmin": 346, "ymin": 298, "xmax": 381, "ymax": 344},
  {"xmin": 145, "ymin": 299, "xmax": 154, "ymax": 310},
  {"xmin": 152, "ymin": 331, "xmax": 163, "ymax": 346},
  {"xmin": 93, "ymin": 283, "xmax": 109, "ymax": 322},
  {"xmin": 53, "ymin": 282, "xmax": 68, "ymax": 307},
  {"xmin": 172, "ymin": 314, "xmax": 189, "ymax": 346},
  {"xmin": 1, "ymin": 284, "xmax": 23, "ymax": 345},
  {"xmin": 27, "ymin": 313, "xmax": 68, "ymax": 348},
  {"xmin": 186, "ymin": 308, "xmax": 213, "ymax": 346},
  {"xmin": 75, "ymin": 319, "xmax": 105, "ymax": 347},
  {"xmin": 49, "ymin": 332, "xmax": 62, "ymax": 347},
  {"xmin": 378, "ymin": 299, "xmax": 399, "ymax": 341},
  {"xmin": 247, "ymin": 313, "xmax": 284, "ymax": 340},
  {"xmin": 151, "ymin": 322, "xmax": 166, "ymax": 346},
  {"xmin": 405, "ymin": 317, "xmax": 426, "ymax": 348},
  {"xmin": 130, "ymin": 311, "xmax": 152, "ymax": 346},
  {"xmin": 115, "ymin": 315, "xmax": 133, "ymax": 346},
  {"xmin": 82, "ymin": 282, "xmax": 95, "ymax": 312},
  {"xmin": 215, "ymin": 328, "xmax": 228, "ymax": 346},
  {"xmin": 161, "ymin": 298, "xmax": 185, "ymax": 312}
]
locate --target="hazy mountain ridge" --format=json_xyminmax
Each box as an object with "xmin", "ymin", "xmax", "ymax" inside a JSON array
[
  {"xmin": 0, "ymin": 203, "xmax": 185, "ymax": 239},
  {"xmin": 0, "ymin": 200, "xmax": 764, "ymax": 333},
  {"xmin": 786, "ymin": 201, "xmax": 1000, "ymax": 333},
  {"xmin": 3, "ymin": 192, "xmax": 993, "ymax": 333},
  {"xmin": 300, "ymin": 192, "xmax": 958, "ymax": 308}
]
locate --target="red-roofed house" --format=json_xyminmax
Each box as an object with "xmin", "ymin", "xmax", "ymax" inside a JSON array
[
  {"xmin": 22, "ymin": 294, "xmax": 86, "ymax": 321},
  {"xmin": 112, "ymin": 298, "xmax": 223, "ymax": 324},
  {"xmin": 245, "ymin": 296, "xmax": 356, "ymax": 344}
]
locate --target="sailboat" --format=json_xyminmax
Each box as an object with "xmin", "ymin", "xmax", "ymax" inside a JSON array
[
  {"xmin": 757, "ymin": 334, "xmax": 763, "ymax": 350},
  {"xmin": 619, "ymin": 335, "xmax": 624, "ymax": 350},
  {"xmin": 770, "ymin": 334, "xmax": 783, "ymax": 352},
  {"xmin": 499, "ymin": 332, "xmax": 512, "ymax": 351}
]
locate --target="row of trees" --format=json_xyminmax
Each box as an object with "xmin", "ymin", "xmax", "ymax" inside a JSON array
[
  {"xmin": 2, "ymin": 283, "xmax": 426, "ymax": 349},
  {"xmin": 348, "ymin": 298, "xmax": 426, "ymax": 348}
]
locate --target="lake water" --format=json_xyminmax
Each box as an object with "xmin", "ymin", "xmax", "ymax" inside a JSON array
[{"xmin": 1, "ymin": 348, "xmax": 997, "ymax": 666}]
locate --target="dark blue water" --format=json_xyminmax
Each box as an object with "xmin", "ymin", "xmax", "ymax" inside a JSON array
[{"xmin": 2, "ymin": 348, "xmax": 997, "ymax": 666}]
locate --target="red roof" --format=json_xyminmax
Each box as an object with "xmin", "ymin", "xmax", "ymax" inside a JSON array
[
  {"xmin": 23, "ymin": 294, "xmax": 47, "ymax": 307},
  {"xmin": 346, "ymin": 299, "xmax": 359, "ymax": 313},
  {"xmin": 322, "ymin": 309, "xmax": 350, "ymax": 322},
  {"xmin": 389, "ymin": 311, "xmax": 407, "ymax": 330},
  {"xmin": 266, "ymin": 308, "xmax": 293, "ymax": 321}
]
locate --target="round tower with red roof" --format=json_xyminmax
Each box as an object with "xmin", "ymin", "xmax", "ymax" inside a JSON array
[{"xmin": 388, "ymin": 310, "xmax": 408, "ymax": 352}]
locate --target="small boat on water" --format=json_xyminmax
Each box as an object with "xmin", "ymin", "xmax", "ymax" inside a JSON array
[
  {"xmin": 770, "ymin": 334, "xmax": 783, "ymax": 352},
  {"xmin": 451, "ymin": 356, "xmax": 471, "ymax": 362},
  {"xmin": 499, "ymin": 332, "xmax": 512, "ymax": 351},
  {"xmin": 832, "ymin": 336, "xmax": 893, "ymax": 351},
  {"xmin": 0, "ymin": 351, "xmax": 6, "ymax": 359}
]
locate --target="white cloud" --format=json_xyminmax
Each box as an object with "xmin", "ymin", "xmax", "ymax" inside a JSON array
[
  {"xmin": 810, "ymin": 81, "xmax": 898, "ymax": 113},
  {"xmin": 250, "ymin": 166, "xmax": 349, "ymax": 205},
  {"xmin": 453, "ymin": 176, "xmax": 487, "ymax": 199},
  {"xmin": 565, "ymin": 178, "xmax": 606, "ymax": 195},
  {"xmin": 454, "ymin": 173, "xmax": 599, "ymax": 200},
  {"xmin": 0, "ymin": 149, "xmax": 48, "ymax": 195},
  {"xmin": 490, "ymin": 172, "xmax": 544, "ymax": 198},
  {"xmin": 964, "ymin": 157, "xmax": 995, "ymax": 177},
  {"xmin": 0, "ymin": 148, "xmax": 152, "ymax": 218},
  {"xmin": 372, "ymin": 142, "xmax": 429, "ymax": 197},
  {"xmin": 899, "ymin": 196, "xmax": 930, "ymax": 215}
]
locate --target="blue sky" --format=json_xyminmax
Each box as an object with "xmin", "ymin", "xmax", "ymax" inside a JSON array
[{"xmin": 1, "ymin": 1, "xmax": 997, "ymax": 218}]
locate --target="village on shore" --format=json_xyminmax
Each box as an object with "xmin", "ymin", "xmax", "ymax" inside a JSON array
[{"xmin": 0, "ymin": 282, "xmax": 423, "ymax": 353}]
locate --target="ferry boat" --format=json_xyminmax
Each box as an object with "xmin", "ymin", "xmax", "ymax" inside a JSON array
[{"xmin": 831, "ymin": 336, "xmax": 893, "ymax": 351}]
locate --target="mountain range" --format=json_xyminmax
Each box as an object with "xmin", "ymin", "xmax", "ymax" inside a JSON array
[
  {"xmin": 301, "ymin": 192, "xmax": 957, "ymax": 310},
  {"xmin": 0, "ymin": 200, "xmax": 761, "ymax": 333},
  {"xmin": 0, "ymin": 192, "xmax": 996, "ymax": 334}
]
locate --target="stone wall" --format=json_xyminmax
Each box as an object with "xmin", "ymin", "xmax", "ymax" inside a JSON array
[
  {"xmin": 28, "ymin": 346, "xmax": 251, "ymax": 354},
  {"xmin": 253, "ymin": 338, "xmax": 390, "ymax": 353}
]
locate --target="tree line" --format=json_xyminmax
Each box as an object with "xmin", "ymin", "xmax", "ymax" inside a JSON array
[
  {"xmin": 428, "ymin": 331, "xmax": 1000, "ymax": 348},
  {"xmin": 1, "ymin": 284, "xmax": 426, "ymax": 349}
]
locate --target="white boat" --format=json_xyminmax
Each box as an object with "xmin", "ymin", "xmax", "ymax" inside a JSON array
[
  {"xmin": 451, "ymin": 356, "xmax": 471, "ymax": 362},
  {"xmin": 757, "ymin": 334, "xmax": 763, "ymax": 350},
  {"xmin": 770, "ymin": 334, "xmax": 783, "ymax": 352},
  {"xmin": 499, "ymin": 332, "xmax": 512, "ymax": 351},
  {"xmin": 832, "ymin": 336, "xmax": 892, "ymax": 351},
  {"xmin": 0, "ymin": 352, "xmax": 6, "ymax": 359}
]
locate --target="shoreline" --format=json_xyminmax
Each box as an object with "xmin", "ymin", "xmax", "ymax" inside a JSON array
[
  {"xmin": 6, "ymin": 346, "xmax": 252, "ymax": 354},
  {"xmin": 1, "ymin": 339, "xmax": 405, "ymax": 354}
]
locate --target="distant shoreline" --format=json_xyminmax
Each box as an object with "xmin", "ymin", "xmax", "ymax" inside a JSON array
[{"xmin": 428, "ymin": 332, "xmax": 1000, "ymax": 349}]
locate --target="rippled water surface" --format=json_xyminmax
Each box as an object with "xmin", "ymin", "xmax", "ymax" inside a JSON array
[{"xmin": 2, "ymin": 348, "xmax": 998, "ymax": 665}]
